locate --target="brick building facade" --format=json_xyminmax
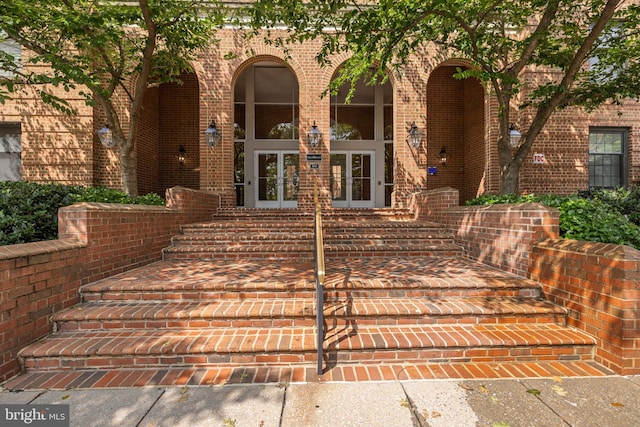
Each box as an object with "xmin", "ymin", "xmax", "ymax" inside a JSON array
[{"xmin": 2, "ymin": 28, "xmax": 639, "ymax": 208}]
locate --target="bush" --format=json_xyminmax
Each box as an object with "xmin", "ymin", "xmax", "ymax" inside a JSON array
[
  {"xmin": 0, "ymin": 182, "xmax": 165, "ymax": 246},
  {"xmin": 71, "ymin": 187, "xmax": 166, "ymax": 205},
  {"xmin": 557, "ymin": 197, "xmax": 640, "ymax": 248},
  {"xmin": 466, "ymin": 191, "xmax": 640, "ymax": 250},
  {"xmin": 579, "ymin": 187, "xmax": 640, "ymax": 226}
]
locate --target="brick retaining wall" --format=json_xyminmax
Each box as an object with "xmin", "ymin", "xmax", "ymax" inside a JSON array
[
  {"xmin": 0, "ymin": 187, "xmax": 219, "ymax": 382},
  {"xmin": 411, "ymin": 187, "xmax": 559, "ymax": 277},
  {"xmin": 412, "ymin": 187, "xmax": 640, "ymax": 374},
  {"xmin": 530, "ymin": 239, "xmax": 640, "ymax": 375}
]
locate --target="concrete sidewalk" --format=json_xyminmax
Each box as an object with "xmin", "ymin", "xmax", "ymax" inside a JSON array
[{"xmin": 2, "ymin": 376, "xmax": 640, "ymax": 427}]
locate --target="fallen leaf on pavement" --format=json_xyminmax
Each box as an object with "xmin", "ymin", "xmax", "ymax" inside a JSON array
[
  {"xmin": 611, "ymin": 402, "xmax": 625, "ymax": 408},
  {"xmin": 552, "ymin": 385, "xmax": 568, "ymax": 396},
  {"xmin": 527, "ymin": 388, "xmax": 541, "ymax": 396}
]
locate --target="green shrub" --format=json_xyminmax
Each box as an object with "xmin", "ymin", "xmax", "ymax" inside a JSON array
[
  {"xmin": 0, "ymin": 182, "xmax": 165, "ymax": 246},
  {"xmin": 467, "ymin": 191, "xmax": 640, "ymax": 249},
  {"xmin": 557, "ymin": 197, "xmax": 640, "ymax": 248},
  {"xmin": 71, "ymin": 187, "xmax": 165, "ymax": 205},
  {"xmin": 580, "ymin": 187, "xmax": 640, "ymax": 226}
]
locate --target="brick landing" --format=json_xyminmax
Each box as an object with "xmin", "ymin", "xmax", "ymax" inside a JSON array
[{"xmin": 2, "ymin": 257, "xmax": 612, "ymax": 391}]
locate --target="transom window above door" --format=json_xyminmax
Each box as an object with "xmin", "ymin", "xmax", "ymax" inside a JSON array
[
  {"xmin": 330, "ymin": 71, "xmax": 393, "ymax": 141},
  {"xmin": 235, "ymin": 62, "xmax": 300, "ymax": 141}
]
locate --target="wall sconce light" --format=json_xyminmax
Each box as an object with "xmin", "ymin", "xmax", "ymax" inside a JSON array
[
  {"xmin": 407, "ymin": 121, "xmax": 422, "ymax": 148},
  {"xmin": 439, "ymin": 146, "xmax": 447, "ymax": 166},
  {"xmin": 204, "ymin": 120, "xmax": 221, "ymax": 147},
  {"xmin": 177, "ymin": 145, "xmax": 187, "ymax": 165},
  {"xmin": 509, "ymin": 124, "xmax": 522, "ymax": 148},
  {"xmin": 97, "ymin": 124, "xmax": 115, "ymax": 148},
  {"xmin": 308, "ymin": 121, "xmax": 322, "ymax": 148}
]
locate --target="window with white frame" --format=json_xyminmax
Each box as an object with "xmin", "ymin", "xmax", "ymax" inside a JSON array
[{"xmin": 589, "ymin": 128, "xmax": 627, "ymax": 188}]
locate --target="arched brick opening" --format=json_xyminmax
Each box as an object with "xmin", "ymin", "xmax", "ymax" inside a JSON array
[
  {"xmin": 137, "ymin": 71, "xmax": 200, "ymax": 195},
  {"xmin": 426, "ymin": 65, "xmax": 485, "ymax": 204}
]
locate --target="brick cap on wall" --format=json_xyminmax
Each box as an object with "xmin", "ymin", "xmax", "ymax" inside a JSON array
[
  {"xmin": 0, "ymin": 239, "xmax": 85, "ymax": 261},
  {"xmin": 60, "ymin": 202, "xmax": 177, "ymax": 213},
  {"xmin": 448, "ymin": 202, "xmax": 558, "ymax": 213},
  {"xmin": 535, "ymin": 238, "xmax": 640, "ymax": 260}
]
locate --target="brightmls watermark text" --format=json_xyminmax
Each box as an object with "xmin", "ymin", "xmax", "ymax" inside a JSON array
[{"xmin": 1, "ymin": 405, "xmax": 69, "ymax": 427}]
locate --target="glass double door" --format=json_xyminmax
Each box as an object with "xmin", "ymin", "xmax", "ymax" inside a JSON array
[
  {"xmin": 254, "ymin": 151, "xmax": 299, "ymax": 208},
  {"xmin": 330, "ymin": 151, "xmax": 375, "ymax": 208}
]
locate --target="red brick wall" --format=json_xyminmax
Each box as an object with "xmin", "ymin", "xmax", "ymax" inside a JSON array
[
  {"xmin": 159, "ymin": 73, "xmax": 200, "ymax": 193},
  {"xmin": 425, "ymin": 66, "xmax": 485, "ymax": 204},
  {"xmin": 0, "ymin": 240, "xmax": 85, "ymax": 382},
  {"xmin": 412, "ymin": 188, "xmax": 560, "ymax": 277},
  {"xmin": 0, "ymin": 187, "xmax": 218, "ymax": 382},
  {"xmin": 530, "ymin": 239, "xmax": 640, "ymax": 375},
  {"xmin": 463, "ymin": 77, "xmax": 486, "ymax": 201},
  {"xmin": 6, "ymin": 29, "xmax": 640, "ymax": 204},
  {"xmin": 412, "ymin": 187, "xmax": 640, "ymax": 375},
  {"xmin": 137, "ymin": 87, "xmax": 161, "ymax": 195},
  {"xmin": 426, "ymin": 67, "xmax": 466, "ymax": 195}
]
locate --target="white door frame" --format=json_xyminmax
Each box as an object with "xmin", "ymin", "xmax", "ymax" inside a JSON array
[
  {"xmin": 254, "ymin": 150, "xmax": 299, "ymax": 208},
  {"xmin": 330, "ymin": 150, "xmax": 375, "ymax": 208}
]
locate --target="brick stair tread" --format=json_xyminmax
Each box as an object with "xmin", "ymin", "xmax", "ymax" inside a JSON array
[
  {"xmin": 325, "ymin": 231, "xmax": 452, "ymax": 238},
  {"xmin": 182, "ymin": 223, "xmax": 312, "ymax": 231},
  {"xmin": 79, "ymin": 258, "xmax": 541, "ymax": 298},
  {"xmin": 52, "ymin": 297, "xmax": 564, "ymax": 325},
  {"xmin": 324, "ymin": 243, "xmax": 463, "ymax": 254},
  {"xmin": 163, "ymin": 244, "xmax": 313, "ymax": 253},
  {"xmin": 171, "ymin": 235, "xmax": 312, "ymax": 243},
  {"xmin": 20, "ymin": 324, "xmax": 594, "ymax": 361},
  {"xmin": 324, "ymin": 221, "xmax": 445, "ymax": 229},
  {"xmin": 323, "ymin": 323, "xmax": 596, "ymax": 351}
]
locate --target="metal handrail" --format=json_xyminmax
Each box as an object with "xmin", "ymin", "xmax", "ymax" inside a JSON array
[{"xmin": 313, "ymin": 183, "xmax": 325, "ymax": 375}]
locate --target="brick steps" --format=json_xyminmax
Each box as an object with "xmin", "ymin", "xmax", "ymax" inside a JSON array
[
  {"xmin": 52, "ymin": 297, "xmax": 566, "ymax": 332},
  {"xmin": 19, "ymin": 323, "xmax": 594, "ymax": 372},
  {"xmin": 163, "ymin": 244, "xmax": 314, "ymax": 261},
  {"xmin": 9, "ymin": 208, "xmax": 602, "ymax": 384},
  {"xmin": 163, "ymin": 207, "xmax": 458, "ymax": 261},
  {"xmin": 78, "ymin": 258, "xmax": 542, "ymax": 301}
]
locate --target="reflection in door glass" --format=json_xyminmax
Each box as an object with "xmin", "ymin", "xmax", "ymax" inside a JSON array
[
  {"xmin": 283, "ymin": 154, "xmax": 299, "ymax": 201},
  {"xmin": 352, "ymin": 154, "xmax": 371, "ymax": 201},
  {"xmin": 330, "ymin": 154, "xmax": 347, "ymax": 201},
  {"xmin": 258, "ymin": 154, "xmax": 278, "ymax": 201}
]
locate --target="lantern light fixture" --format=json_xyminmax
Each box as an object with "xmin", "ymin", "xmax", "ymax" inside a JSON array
[
  {"xmin": 407, "ymin": 121, "xmax": 422, "ymax": 148},
  {"xmin": 308, "ymin": 121, "xmax": 322, "ymax": 148},
  {"xmin": 177, "ymin": 145, "xmax": 187, "ymax": 165},
  {"xmin": 97, "ymin": 124, "xmax": 114, "ymax": 148},
  {"xmin": 439, "ymin": 146, "xmax": 447, "ymax": 166},
  {"xmin": 509, "ymin": 124, "xmax": 522, "ymax": 148},
  {"xmin": 204, "ymin": 120, "xmax": 221, "ymax": 147}
]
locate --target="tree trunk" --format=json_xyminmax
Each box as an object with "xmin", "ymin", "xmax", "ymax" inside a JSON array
[
  {"xmin": 500, "ymin": 159, "xmax": 521, "ymax": 195},
  {"xmin": 119, "ymin": 142, "xmax": 139, "ymax": 197}
]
